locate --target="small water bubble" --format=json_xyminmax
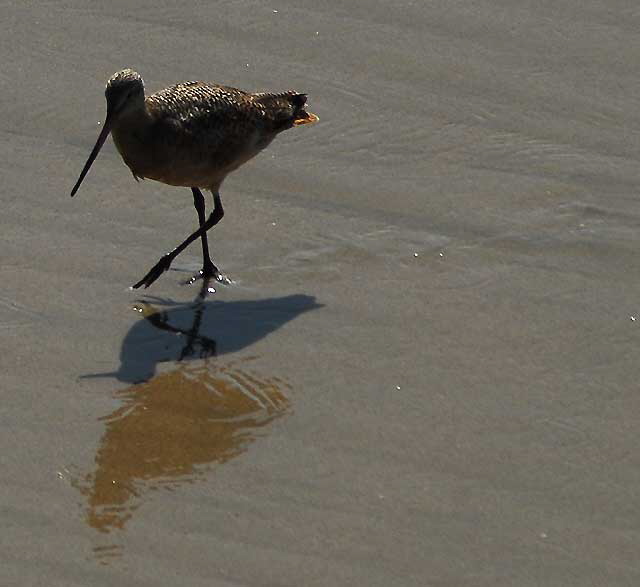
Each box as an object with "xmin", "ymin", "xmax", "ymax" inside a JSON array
[
  {"xmin": 631, "ymin": 316, "xmax": 636, "ymax": 322},
  {"xmin": 438, "ymin": 252, "xmax": 444, "ymax": 258},
  {"xmin": 413, "ymin": 252, "xmax": 419, "ymax": 258},
  {"xmin": 396, "ymin": 385, "xmax": 401, "ymax": 390}
]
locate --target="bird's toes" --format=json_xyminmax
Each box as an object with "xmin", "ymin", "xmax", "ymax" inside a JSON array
[
  {"xmin": 214, "ymin": 272, "xmax": 232, "ymax": 285},
  {"xmin": 132, "ymin": 254, "xmax": 173, "ymax": 289},
  {"xmin": 131, "ymin": 272, "xmax": 155, "ymax": 289},
  {"xmin": 184, "ymin": 263, "xmax": 231, "ymax": 287}
]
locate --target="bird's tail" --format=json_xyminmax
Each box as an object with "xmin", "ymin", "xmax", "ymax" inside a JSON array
[
  {"xmin": 293, "ymin": 110, "xmax": 319, "ymax": 126},
  {"xmin": 253, "ymin": 92, "xmax": 319, "ymax": 130},
  {"xmin": 289, "ymin": 93, "xmax": 319, "ymax": 126}
]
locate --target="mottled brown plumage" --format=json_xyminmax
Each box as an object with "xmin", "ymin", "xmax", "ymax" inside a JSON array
[{"xmin": 70, "ymin": 69, "xmax": 318, "ymax": 289}]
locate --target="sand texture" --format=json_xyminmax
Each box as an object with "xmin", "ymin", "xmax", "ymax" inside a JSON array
[{"xmin": 2, "ymin": 1, "xmax": 640, "ymax": 585}]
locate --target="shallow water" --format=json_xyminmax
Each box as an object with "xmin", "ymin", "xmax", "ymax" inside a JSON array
[
  {"xmin": 2, "ymin": 0, "xmax": 640, "ymax": 585},
  {"xmin": 74, "ymin": 356, "xmax": 290, "ymax": 562}
]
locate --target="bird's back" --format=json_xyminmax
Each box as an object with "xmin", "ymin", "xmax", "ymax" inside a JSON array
[{"xmin": 126, "ymin": 81, "xmax": 314, "ymax": 189}]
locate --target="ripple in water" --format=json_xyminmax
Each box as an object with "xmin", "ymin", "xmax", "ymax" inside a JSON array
[{"xmin": 71, "ymin": 358, "xmax": 290, "ymax": 562}]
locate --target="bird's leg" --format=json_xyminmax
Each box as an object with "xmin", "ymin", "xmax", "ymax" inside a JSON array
[
  {"xmin": 185, "ymin": 187, "xmax": 219, "ymax": 285},
  {"xmin": 132, "ymin": 191, "xmax": 228, "ymax": 289}
]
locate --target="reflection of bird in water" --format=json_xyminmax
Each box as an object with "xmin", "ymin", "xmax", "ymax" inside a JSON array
[
  {"xmin": 134, "ymin": 284, "xmax": 218, "ymax": 362},
  {"xmin": 70, "ymin": 69, "xmax": 318, "ymax": 289},
  {"xmin": 73, "ymin": 359, "xmax": 290, "ymax": 535}
]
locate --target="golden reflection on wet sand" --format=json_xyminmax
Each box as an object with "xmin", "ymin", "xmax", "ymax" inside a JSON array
[{"xmin": 73, "ymin": 358, "xmax": 289, "ymax": 557}]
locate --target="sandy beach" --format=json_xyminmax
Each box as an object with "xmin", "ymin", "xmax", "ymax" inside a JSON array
[{"xmin": 2, "ymin": 1, "xmax": 640, "ymax": 584}]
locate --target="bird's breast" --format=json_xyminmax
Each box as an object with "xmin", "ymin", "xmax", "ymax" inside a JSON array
[
  {"xmin": 111, "ymin": 126, "xmax": 152, "ymax": 177},
  {"xmin": 110, "ymin": 113, "xmax": 277, "ymax": 189}
]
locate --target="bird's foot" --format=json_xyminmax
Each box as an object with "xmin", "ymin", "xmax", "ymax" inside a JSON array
[
  {"xmin": 184, "ymin": 262, "xmax": 231, "ymax": 287},
  {"xmin": 131, "ymin": 254, "xmax": 173, "ymax": 289}
]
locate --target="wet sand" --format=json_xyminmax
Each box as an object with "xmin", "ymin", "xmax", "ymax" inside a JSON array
[{"xmin": 3, "ymin": 1, "xmax": 640, "ymax": 584}]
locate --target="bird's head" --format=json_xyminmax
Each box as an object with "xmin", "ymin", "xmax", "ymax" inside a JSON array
[
  {"xmin": 105, "ymin": 69, "xmax": 145, "ymax": 118},
  {"xmin": 70, "ymin": 69, "xmax": 145, "ymax": 197}
]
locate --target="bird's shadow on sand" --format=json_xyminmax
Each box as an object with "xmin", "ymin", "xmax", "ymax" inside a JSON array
[{"xmin": 83, "ymin": 282, "xmax": 323, "ymax": 383}]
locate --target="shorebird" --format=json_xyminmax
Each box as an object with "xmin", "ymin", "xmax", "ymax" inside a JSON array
[{"xmin": 70, "ymin": 69, "xmax": 318, "ymax": 289}]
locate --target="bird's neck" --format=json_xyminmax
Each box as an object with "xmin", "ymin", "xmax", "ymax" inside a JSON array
[
  {"xmin": 113, "ymin": 102, "xmax": 153, "ymax": 135},
  {"xmin": 110, "ymin": 104, "xmax": 155, "ymax": 173}
]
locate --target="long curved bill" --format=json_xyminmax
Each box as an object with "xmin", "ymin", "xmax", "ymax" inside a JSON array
[{"xmin": 70, "ymin": 112, "xmax": 113, "ymax": 197}]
